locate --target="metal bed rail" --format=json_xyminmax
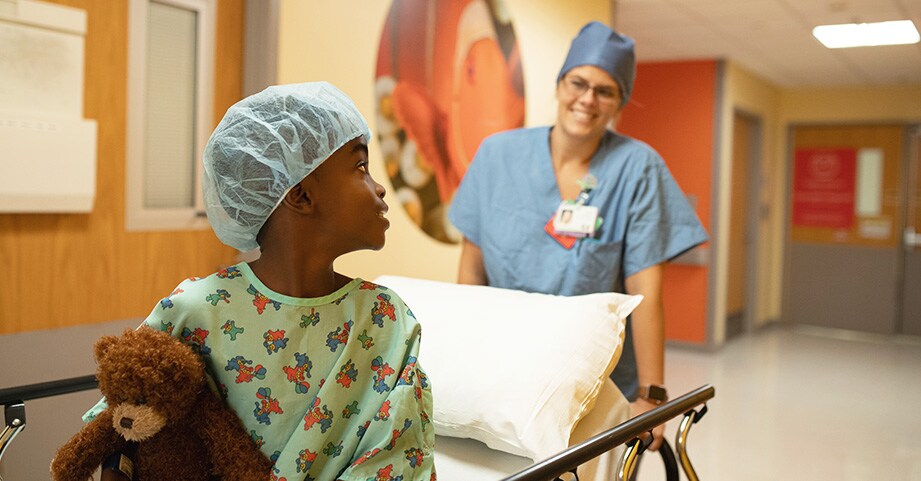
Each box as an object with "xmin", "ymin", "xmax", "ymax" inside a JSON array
[
  {"xmin": 501, "ymin": 384, "xmax": 715, "ymax": 481},
  {"xmin": 0, "ymin": 375, "xmax": 98, "ymax": 464},
  {"xmin": 2, "ymin": 377, "xmax": 713, "ymax": 481},
  {"xmin": 0, "ymin": 375, "xmax": 98, "ymax": 405}
]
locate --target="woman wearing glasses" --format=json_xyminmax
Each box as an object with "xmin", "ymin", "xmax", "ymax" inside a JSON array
[{"xmin": 449, "ymin": 22, "xmax": 707, "ymax": 454}]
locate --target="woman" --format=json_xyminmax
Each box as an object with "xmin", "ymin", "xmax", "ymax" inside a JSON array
[{"xmin": 448, "ymin": 21, "xmax": 708, "ymax": 451}]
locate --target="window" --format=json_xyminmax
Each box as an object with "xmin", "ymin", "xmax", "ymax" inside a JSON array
[{"xmin": 126, "ymin": 0, "xmax": 214, "ymax": 230}]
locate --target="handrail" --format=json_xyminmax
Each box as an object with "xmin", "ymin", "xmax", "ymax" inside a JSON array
[
  {"xmin": 500, "ymin": 384, "xmax": 715, "ymax": 481},
  {"xmin": 0, "ymin": 375, "xmax": 98, "ymax": 405}
]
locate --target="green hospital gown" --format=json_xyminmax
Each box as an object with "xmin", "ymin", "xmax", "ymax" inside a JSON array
[{"xmin": 85, "ymin": 263, "xmax": 436, "ymax": 481}]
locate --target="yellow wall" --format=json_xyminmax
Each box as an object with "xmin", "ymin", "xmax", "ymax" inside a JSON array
[
  {"xmin": 780, "ymin": 85, "xmax": 921, "ymax": 122},
  {"xmin": 276, "ymin": 0, "xmax": 611, "ymax": 282},
  {"xmin": 0, "ymin": 0, "xmax": 243, "ymax": 335},
  {"xmin": 718, "ymin": 62, "xmax": 784, "ymax": 342}
]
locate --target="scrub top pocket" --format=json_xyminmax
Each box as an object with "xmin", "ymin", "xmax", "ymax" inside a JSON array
[{"xmin": 572, "ymin": 240, "xmax": 624, "ymax": 294}]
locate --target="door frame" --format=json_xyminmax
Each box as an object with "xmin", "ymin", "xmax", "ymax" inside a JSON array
[
  {"xmin": 730, "ymin": 109, "xmax": 763, "ymax": 336},
  {"xmin": 897, "ymin": 124, "xmax": 921, "ymax": 334}
]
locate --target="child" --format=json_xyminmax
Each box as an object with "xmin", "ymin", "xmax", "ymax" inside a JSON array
[{"xmin": 86, "ymin": 82, "xmax": 436, "ymax": 481}]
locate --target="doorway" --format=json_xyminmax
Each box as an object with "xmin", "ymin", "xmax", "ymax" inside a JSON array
[
  {"xmin": 785, "ymin": 124, "xmax": 909, "ymax": 334},
  {"xmin": 726, "ymin": 111, "xmax": 760, "ymax": 339}
]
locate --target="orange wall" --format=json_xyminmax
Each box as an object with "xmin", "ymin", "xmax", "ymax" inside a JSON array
[
  {"xmin": 617, "ymin": 60, "xmax": 717, "ymax": 344},
  {"xmin": 0, "ymin": 0, "xmax": 244, "ymax": 335}
]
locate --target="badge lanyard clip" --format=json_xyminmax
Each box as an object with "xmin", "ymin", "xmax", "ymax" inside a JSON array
[{"xmin": 575, "ymin": 173, "xmax": 598, "ymax": 206}]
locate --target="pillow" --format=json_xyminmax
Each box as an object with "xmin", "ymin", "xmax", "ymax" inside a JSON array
[{"xmin": 373, "ymin": 276, "xmax": 642, "ymax": 460}]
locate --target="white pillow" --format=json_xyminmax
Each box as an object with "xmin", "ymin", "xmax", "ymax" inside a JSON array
[{"xmin": 373, "ymin": 276, "xmax": 642, "ymax": 460}]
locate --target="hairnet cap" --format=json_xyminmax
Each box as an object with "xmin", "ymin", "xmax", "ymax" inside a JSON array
[
  {"xmin": 557, "ymin": 21, "xmax": 636, "ymax": 105},
  {"xmin": 202, "ymin": 82, "xmax": 371, "ymax": 251}
]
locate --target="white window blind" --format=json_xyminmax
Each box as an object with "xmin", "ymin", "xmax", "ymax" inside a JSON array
[
  {"xmin": 125, "ymin": 0, "xmax": 214, "ymax": 231},
  {"xmin": 144, "ymin": 2, "xmax": 198, "ymax": 209}
]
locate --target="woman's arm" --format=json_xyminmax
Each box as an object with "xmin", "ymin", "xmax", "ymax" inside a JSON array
[
  {"xmin": 457, "ymin": 238, "xmax": 488, "ymax": 285},
  {"xmin": 624, "ymin": 263, "xmax": 666, "ymax": 451}
]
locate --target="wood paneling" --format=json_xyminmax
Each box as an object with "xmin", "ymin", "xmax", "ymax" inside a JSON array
[
  {"xmin": 0, "ymin": 0, "xmax": 244, "ymax": 334},
  {"xmin": 213, "ymin": 0, "xmax": 244, "ymax": 125}
]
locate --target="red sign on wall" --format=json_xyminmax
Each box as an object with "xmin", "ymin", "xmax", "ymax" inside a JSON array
[{"xmin": 792, "ymin": 148, "xmax": 856, "ymax": 228}]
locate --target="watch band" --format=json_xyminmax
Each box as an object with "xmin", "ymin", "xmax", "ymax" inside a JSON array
[
  {"xmin": 637, "ymin": 384, "xmax": 668, "ymax": 405},
  {"xmin": 102, "ymin": 451, "xmax": 135, "ymax": 480}
]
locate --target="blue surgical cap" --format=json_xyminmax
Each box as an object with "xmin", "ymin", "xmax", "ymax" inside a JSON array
[
  {"xmin": 202, "ymin": 82, "xmax": 371, "ymax": 252},
  {"xmin": 557, "ymin": 21, "xmax": 636, "ymax": 105}
]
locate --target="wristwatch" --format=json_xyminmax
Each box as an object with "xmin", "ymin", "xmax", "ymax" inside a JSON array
[
  {"xmin": 637, "ymin": 384, "xmax": 669, "ymax": 405},
  {"xmin": 102, "ymin": 452, "xmax": 134, "ymax": 480},
  {"xmin": 102, "ymin": 442, "xmax": 137, "ymax": 480}
]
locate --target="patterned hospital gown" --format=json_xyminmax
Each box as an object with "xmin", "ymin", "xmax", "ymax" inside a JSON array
[{"xmin": 85, "ymin": 262, "xmax": 436, "ymax": 481}]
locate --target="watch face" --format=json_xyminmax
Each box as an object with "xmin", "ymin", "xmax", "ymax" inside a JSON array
[{"xmin": 648, "ymin": 385, "xmax": 667, "ymax": 401}]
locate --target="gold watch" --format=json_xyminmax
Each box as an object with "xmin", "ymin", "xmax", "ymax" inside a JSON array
[{"xmin": 637, "ymin": 384, "xmax": 668, "ymax": 405}]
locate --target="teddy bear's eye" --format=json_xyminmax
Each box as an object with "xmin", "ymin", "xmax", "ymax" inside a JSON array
[{"xmin": 136, "ymin": 397, "xmax": 147, "ymax": 405}]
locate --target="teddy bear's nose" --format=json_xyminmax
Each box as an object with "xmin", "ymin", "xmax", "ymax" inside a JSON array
[{"xmin": 120, "ymin": 417, "xmax": 134, "ymax": 429}]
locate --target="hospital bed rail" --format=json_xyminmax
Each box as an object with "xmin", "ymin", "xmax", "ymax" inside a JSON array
[
  {"xmin": 0, "ymin": 375, "xmax": 98, "ymax": 465},
  {"xmin": 2, "ymin": 378, "xmax": 713, "ymax": 481},
  {"xmin": 501, "ymin": 384, "xmax": 715, "ymax": 481}
]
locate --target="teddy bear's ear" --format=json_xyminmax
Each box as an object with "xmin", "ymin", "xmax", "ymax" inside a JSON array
[{"xmin": 93, "ymin": 334, "xmax": 120, "ymax": 361}]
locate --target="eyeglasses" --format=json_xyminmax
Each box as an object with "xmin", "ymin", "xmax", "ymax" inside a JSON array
[{"xmin": 561, "ymin": 75, "xmax": 620, "ymax": 105}]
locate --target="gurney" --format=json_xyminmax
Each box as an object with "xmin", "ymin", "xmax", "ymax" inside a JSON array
[
  {"xmin": 372, "ymin": 275, "xmax": 713, "ymax": 481},
  {"xmin": 2, "ymin": 275, "xmax": 715, "ymax": 480},
  {"xmin": 433, "ymin": 384, "xmax": 712, "ymax": 481},
  {"xmin": 1, "ymin": 376, "xmax": 712, "ymax": 480}
]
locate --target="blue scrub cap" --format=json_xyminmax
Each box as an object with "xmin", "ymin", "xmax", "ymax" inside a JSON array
[
  {"xmin": 557, "ymin": 21, "xmax": 636, "ymax": 106},
  {"xmin": 202, "ymin": 82, "xmax": 371, "ymax": 252}
]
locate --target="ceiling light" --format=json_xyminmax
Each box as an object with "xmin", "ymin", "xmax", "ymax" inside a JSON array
[{"xmin": 813, "ymin": 20, "xmax": 920, "ymax": 48}]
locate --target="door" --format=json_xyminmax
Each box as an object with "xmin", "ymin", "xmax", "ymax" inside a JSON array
[
  {"xmin": 902, "ymin": 126, "xmax": 921, "ymax": 336},
  {"xmin": 726, "ymin": 112, "xmax": 759, "ymax": 339},
  {"xmin": 786, "ymin": 124, "xmax": 904, "ymax": 334}
]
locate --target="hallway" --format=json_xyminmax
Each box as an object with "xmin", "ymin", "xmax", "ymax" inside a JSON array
[{"xmin": 641, "ymin": 326, "xmax": 921, "ymax": 480}]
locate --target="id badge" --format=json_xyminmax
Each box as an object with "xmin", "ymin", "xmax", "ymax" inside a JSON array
[{"xmin": 553, "ymin": 202, "xmax": 599, "ymax": 238}]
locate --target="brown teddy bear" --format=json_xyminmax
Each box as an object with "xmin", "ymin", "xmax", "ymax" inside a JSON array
[{"xmin": 51, "ymin": 327, "xmax": 272, "ymax": 481}]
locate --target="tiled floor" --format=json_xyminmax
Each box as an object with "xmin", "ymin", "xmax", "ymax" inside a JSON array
[{"xmin": 639, "ymin": 326, "xmax": 921, "ymax": 481}]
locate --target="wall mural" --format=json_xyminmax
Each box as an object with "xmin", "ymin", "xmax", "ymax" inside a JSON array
[{"xmin": 375, "ymin": 0, "xmax": 525, "ymax": 243}]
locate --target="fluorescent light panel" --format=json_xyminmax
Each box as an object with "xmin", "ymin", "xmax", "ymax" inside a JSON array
[{"xmin": 813, "ymin": 20, "xmax": 920, "ymax": 48}]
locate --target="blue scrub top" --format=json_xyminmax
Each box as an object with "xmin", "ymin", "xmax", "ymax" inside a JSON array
[{"xmin": 448, "ymin": 126, "xmax": 708, "ymax": 400}]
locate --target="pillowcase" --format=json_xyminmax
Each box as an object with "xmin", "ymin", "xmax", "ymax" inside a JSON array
[{"xmin": 373, "ymin": 275, "xmax": 642, "ymax": 460}]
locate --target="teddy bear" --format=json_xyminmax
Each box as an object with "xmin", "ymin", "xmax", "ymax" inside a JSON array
[{"xmin": 51, "ymin": 327, "xmax": 273, "ymax": 481}]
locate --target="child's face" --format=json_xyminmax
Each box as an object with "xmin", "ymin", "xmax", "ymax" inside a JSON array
[{"xmin": 311, "ymin": 138, "xmax": 389, "ymax": 252}]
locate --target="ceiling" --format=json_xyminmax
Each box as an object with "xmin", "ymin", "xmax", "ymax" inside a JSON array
[{"xmin": 613, "ymin": 0, "xmax": 921, "ymax": 87}]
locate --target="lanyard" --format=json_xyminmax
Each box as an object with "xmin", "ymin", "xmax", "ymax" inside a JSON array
[{"xmin": 575, "ymin": 174, "xmax": 598, "ymax": 205}]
